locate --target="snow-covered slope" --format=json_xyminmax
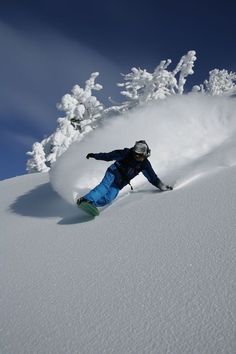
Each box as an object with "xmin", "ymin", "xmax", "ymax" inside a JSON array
[{"xmin": 1, "ymin": 94, "xmax": 236, "ymax": 354}]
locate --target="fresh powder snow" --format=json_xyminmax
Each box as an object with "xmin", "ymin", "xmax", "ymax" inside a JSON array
[{"xmin": 1, "ymin": 94, "xmax": 236, "ymax": 354}]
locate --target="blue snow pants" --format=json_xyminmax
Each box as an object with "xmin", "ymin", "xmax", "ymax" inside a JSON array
[{"xmin": 84, "ymin": 168, "xmax": 120, "ymax": 207}]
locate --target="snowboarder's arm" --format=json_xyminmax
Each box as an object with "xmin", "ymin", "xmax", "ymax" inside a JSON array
[
  {"xmin": 142, "ymin": 160, "xmax": 173, "ymax": 191},
  {"xmin": 142, "ymin": 161, "xmax": 162, "ymax": 188},
  {"xmin": 86, "ymin": 149, "xmax": 129, "ymax": 162}
]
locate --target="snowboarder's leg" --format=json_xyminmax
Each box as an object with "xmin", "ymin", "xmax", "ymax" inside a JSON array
[
  {"xmin": 94, "ymin": 184, "xmax": 119, "ymax": 207},
  {"xmin": 83, "ymin": 169, "xmax": 118, "ymax": 207}
]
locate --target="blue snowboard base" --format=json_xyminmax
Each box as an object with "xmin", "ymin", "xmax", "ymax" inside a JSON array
[{"xmin": 78, "ymin": 201, "xmax": 100, "ymax": 217}]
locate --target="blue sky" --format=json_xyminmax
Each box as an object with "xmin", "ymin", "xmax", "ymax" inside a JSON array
[{"xmin": 0, "ymin": 0, "xmax": 236, "ymax": 180}]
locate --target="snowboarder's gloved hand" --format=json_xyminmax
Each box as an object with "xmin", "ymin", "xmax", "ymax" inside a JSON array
[
  {"xmin": 86, "ymin": 153, "xmax": 95, "ymax": 159},
  {"xmin": 166, "ymin": 185, "xmax": 173, "ymax": 190},
  {"xmin": 158, "ymin": 182, "xmax": 173, "ymax": 191}
]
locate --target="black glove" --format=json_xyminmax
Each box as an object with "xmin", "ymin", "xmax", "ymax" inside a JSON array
[
  {"xmin": 158, "ymin": 182, "xmax": 173, "ymax": 191},
  {"xmin": 166, "ymin": 185, "xmax": 173, "ymax": 191},
  {"xmin": 86, "ymin": 153, "xmax": 95, "ymax": 159}
]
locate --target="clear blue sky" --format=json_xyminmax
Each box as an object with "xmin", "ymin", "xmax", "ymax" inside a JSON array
[{"xmin": 0, "ymin": 0, "xmax": 236, "ymax": 180}]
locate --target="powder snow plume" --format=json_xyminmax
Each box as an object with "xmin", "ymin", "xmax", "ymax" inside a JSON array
[{"xmin": 50, "ymin": 94, "xmax": 236, "ymax": 204}]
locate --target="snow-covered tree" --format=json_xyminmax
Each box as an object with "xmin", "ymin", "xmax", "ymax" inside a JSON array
[
  {"xmin": 192, "ymin": 69, "xmax": 236, "ymax": 96},
  {"xmin": 172, "ymin": 51, "xmax": 197, "ymax": 94},
  {"xmin": 27, "ymin": 72, "xmax": 104, "ymax": 173},
  {"xmin": 44, "ymin": 118, "xmax": 80, "ymax": 165},
  {"xmin": 26, "ymin": 142, "xmax": 50, "ymax": 173},
  {"xmin": 106, "ymin": 51, "xmax": 197, "ymax": 114},
  {"xmin": 57, "ymin": 72, "xmax": 104, "ymax": 132}
]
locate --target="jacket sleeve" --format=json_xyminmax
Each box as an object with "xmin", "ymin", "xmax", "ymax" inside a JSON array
[
  {"xmin": 142, "ymin": 160, "xmax": 162, "ymax": 188},
  {"xmin": 92, "ymin": 148, "xmax": 129, "ymax": 162}
]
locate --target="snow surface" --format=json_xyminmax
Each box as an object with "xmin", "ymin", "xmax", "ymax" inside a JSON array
[{"xmin": 1, "ymin": 94, "xmax": 236, "ymax": 353}]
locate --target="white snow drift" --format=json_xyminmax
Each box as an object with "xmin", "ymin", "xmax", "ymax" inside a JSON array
[{"xmin": 50, "ymin": 93, "xmax": 236, "ymax": 204}]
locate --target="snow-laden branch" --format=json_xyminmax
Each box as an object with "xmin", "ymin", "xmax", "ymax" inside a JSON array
[
  {"xmin": 27, "ymin": 73, "xmax": 104, "ymax": 173},
  {"xmin": 193, "ymin": 69, "xmax": 236, "ymax": 96},
  {"xmin": 26, "ymin": 142, "xmax": 50, "ymax": 173},
  {"xmin": 107, "ymin": 51, "xmax": 197, "ymax": 114}
]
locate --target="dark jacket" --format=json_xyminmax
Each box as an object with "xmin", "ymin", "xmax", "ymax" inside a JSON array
[{"xmin": 92, "ymin": 148, "xmax": 162, "ymax": 190}]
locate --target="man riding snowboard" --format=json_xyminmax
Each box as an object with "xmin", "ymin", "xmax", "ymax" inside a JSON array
[{"xmin": 77, "ymin": 140, "xmax": 173, "ymax": 209}]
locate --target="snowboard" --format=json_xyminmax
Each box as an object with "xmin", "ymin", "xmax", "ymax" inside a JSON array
[{"xmin": 78, "ymin": 201, "xmax": 100, "ymax": 217}]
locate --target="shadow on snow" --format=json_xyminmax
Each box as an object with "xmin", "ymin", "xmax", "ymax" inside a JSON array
[{"xmin": 9, "ymin": 182, "xmax": 93, "ymax": 224}]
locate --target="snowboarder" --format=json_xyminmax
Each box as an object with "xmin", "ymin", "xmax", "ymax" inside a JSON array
[{"xmin": 77, "ymin": 140, "xmax": 173, "ymax": 210}]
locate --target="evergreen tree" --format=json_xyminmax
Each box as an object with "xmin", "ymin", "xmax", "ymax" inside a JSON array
[
  {"xmin": 27, "ymin": 72, "xmax": 104, "ymax": 173},
  {"xmin": 26, "ymin": 142, "xmax": 49, "ymax": 173},
  {"xmin": 107, "ymin": 51, "xmax": 197, "ymax": 114},
  {"xmin": 192, "ymin": 69, "xmax": 236, "ymax": 96}
]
